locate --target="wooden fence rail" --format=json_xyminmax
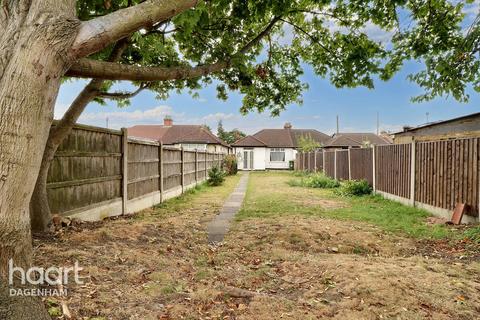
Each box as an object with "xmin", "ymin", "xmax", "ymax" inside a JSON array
[
  {"xmin": 46, "ymin": 123, "xmax": 226, "ymax": 221},
  {"xmin": 295, "ymin": 139, "xmax": 480, "ymax": 223}
]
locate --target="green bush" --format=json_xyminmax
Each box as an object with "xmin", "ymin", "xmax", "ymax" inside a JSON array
[
  {"xmin": 207, "ymin": 166, "xmax": 226, "ymax": 186},
  {"xmin": 336, "ymin": 180, "xmax": 372, "ymax": 196},
  {"xmin": 292, "ymin": 170, "xmax": 310, "ymax": 177},
  {"xmin": 289, "ymin": 172, "xmax": 339, "ymax": 189},
  {"xmin": 222, "ymin": 154, "xmax": 238, "ymax": 175},
  {"xmin": 304, "ymin": 173, "xmax": 340, "ymax": 188}
]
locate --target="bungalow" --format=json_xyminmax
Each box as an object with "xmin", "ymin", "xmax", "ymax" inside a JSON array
[
  {"xmin": 232, "ymin": 123, "xmax": 331, "ymax": 170},
  {"xmin": 128, "ymin": 116, "xmax": 231, "ymax": 154}
]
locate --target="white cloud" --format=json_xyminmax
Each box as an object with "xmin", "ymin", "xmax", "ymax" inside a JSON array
[
  {"xmin": 198, "ymin": 113, "xmax": 236, "ymax": 122},
  {"xmin": 77, "ymin": 105, "xmax": 185, "ymax": 129}
]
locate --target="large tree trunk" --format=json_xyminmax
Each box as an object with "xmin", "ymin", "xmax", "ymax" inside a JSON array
[{"xmin": 0, "ymin": 1, "xmax": 79, "ymax": 318}]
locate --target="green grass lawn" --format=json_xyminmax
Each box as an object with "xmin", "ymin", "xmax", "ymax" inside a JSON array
[{"xmin": 237, "ymin": 171, "xmax": 465, "ymax": 240}]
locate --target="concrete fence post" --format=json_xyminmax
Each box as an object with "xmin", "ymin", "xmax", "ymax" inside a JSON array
[
  {"xmin": 372, "ymin": 146, "xmax": 377, "ymax": 192},
  {"xmin": 410, "ymin": 142, "xmax": 416, "ymax": 206},
  {"xmin": 121, "ymin": 128, "xmax": 128, "ymax": 215},
  {"xmin": 348, "ymin": 148, "xmax": 352, "ymax": 180},
  {"xmin": 181, "ymin": 147, "xmax": 185, "ymax": 193},
  {"xmin": 205, "ymin": 152, "xmax": 208, "ymax": 180},
  {"xmin": 322, "ymin": 150, "xmax": 326, "ymax": 174},
  {"xmin": 334, "ymin": 150, "xmax": 337, "ymax": 180},
  {"xmin": 159, "ymin": 143, "xmax": 164, "ymax": 200}
]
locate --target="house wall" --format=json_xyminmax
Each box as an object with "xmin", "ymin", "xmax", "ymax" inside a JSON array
[
  {"xmin": 207, "ymin": 144, "xmax": 230, "ymax": 154},
  {"xmin": 265, "ymin": 148, "xmax": 296, "ymax": 169},
  {"xmin": 170, "ymin": 143, "xmax": 230, "ymax": 154},
  {"xmin": 394, "ymin": 116, "xmax": 480, "ymax": 144},
  {"xmin": 234, "ymin": 147, "xmax": 266, "ymax": 170}
]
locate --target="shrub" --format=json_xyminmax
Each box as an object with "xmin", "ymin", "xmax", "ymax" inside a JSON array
[
  {"xmin": 336, "ymin": 180, "xmax": 372, "ymax": 196},
  {"xmin": 292, "ymin": 170, "xmax": 310, "ymax": 177},
  {"xmin": 222, "ymin": 154, "xmax": 238, "ymax": 175},
  {"xmin": 207, "ymin": 166, "xmax": 226, "ymax": 186},
  {"xmin": 304, "ymin": 173, "xmax": 340, "ymax": 188}
]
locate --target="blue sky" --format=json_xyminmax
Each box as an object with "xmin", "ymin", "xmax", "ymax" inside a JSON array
[{"xmin": 55, "ymin": 1, "xmax": 480, "ymax": 135}]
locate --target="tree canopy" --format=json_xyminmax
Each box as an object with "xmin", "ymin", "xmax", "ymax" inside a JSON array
[
  {"xmin": 67, "ymin": 0, "xmax": 480, "ymax": 114},
  {"xmin": 298, "ymin": 134, "xmax": 321, "ymax": 152},
  {"xmin": 217, "ymin": 120, "xmax": 246, "ymax": 144}
]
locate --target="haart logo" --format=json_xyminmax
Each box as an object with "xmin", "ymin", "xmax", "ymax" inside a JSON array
[{"xmin": 8, "ymin": 259, "xmax": 84, "ymax": 297}]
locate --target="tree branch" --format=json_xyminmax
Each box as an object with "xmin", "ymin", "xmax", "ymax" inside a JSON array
[
  {"xmin": 70, "ymin": 0, "xmax": 198, "ymax": 59},
  {"xmin": 98, "ymin": 84, "xmax": 148, "ymax": 100},
  {"xmin": 66, "ymin": 59, "xmax": 229, "ymax": 81},
  {"xmin": 51, "ymin": 38, "xmax": 130, "ymax": 144},
  {"xmin": 67, "ymin": 16, "xmax": 281, "ymax": 81},
  {"xmin": 279, "ymin": 18, "xmax": 338, "ymax": 58}
]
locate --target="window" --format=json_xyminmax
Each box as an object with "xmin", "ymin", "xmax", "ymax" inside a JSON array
[{"xmin": 270, "ymin": 148, "xmax": 285, "ymax": 161}]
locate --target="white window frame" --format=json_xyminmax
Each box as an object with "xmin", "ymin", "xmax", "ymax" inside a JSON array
[{"xmin": 270, "ymin": 148, "xmax": 285, "ymax": 162}]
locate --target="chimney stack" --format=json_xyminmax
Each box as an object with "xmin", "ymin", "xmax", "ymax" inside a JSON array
[
  {"xmin": 164, "ymin": 116, "xmax": 173, "ymax": 126},
  {"xmin": 284, "ymin": 122, "xmax": 292, "ymax": 129}
]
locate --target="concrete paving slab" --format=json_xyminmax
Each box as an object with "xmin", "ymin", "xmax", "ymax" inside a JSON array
[{"xmin": 207, "ymin": 172, "xmax": 249, "ymax": 244}]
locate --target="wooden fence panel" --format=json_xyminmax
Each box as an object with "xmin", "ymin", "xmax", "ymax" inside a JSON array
[
  {"xmin": 184, "ymin": 151, "xmax": 197, "ymax": 186},
  {"xmin": 308, "ymin": 152, "xmax": 315, "ymax": 172},
  {"xmin": 127, "ymin": 140, "xmax": 160, "ymax": 200},
  {"xmin": 299, "ymin": 153, "xmax": 304, "ymax": 171},
  {"xmin": 163, "ymin": 148, "xmax": 182, "ymax": 190},
  {"xmin": 315, "ymin": 151, "xmax": 324, "ymax": 172},
  {"xmin": 198, "ymin": 152, "xmax": 207, "ymax": 180},
  {"xmin": 324, "ymin": 151, "xmax": 335, "ymax": 178},
  {"xmin": 350, "ymin": 148, "xmax": 373, "ymax": 185},
  {"xmin": 375, "ymin": 144, "xmax": 411, "ymax": 199},
  {"xmin": 415, "ymin": 139, "xmax": 479, "ymax": 216},
  {"xmin": 47, "ymin": 125, "xmax": 122, "ymax": 214},
  {"xmin": 335, "ymin": 150, "xmax": 349, "ymax": 180}
]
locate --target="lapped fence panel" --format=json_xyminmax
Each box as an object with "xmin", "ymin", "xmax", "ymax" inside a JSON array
[
  {"xmin": 47, "ymin": 124, "xmax": 123, "ymax": 214},
  {"xmin": 127, "ymin": 139, "xmax": 160, "ymax": 200},
  {"xmin": 163, "ymin": 148, "xmax": 182, "ymax": 191}
]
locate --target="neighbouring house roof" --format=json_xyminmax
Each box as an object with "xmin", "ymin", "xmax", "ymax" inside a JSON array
[
  {"xmin": 128, "ymin": 125, "xmax": 229, "ymax": 147},
  {"xmin": 324, "ymin": 133, "xmax": 391, "ymax": 148},
  {"xmin": 393, "ymin": 112, "xmax": 480, "ymax": 135},
  {"xmin": 232, "ymin": 128, "xmax": 331, "ymax": 148},
  {"xmin": 290, "ymin": 129, "xmax": 332, "ymax": 146},
  {"xmin": 231, "ymin": 135, "xmax": 267, "ymax": 147}
]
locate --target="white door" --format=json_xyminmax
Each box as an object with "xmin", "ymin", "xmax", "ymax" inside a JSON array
[{"xmin": 243, "ymin": 150, "xmax": 254, "ymax": 170}]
